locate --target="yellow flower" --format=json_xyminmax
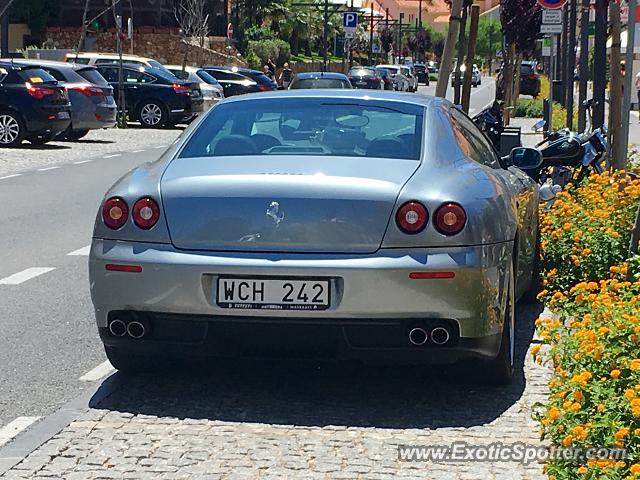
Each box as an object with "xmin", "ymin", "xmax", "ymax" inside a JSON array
[
  {"xmin": 577, "ymin": 465, "xmax": 588, "ymax": 474},
  {"xmin": 531, "ymin": 345, "xmax": 541, "ymax": 356},
  {"xmin": 597, "ymin": 403, "xmax": 605, "ymax": 413},
  {"xmin": 625, "ymin": 389, "xmax": 636, "ymax": 400},
  {"xmin": 574, "ymin": 391, "xmax": 584, "ymax": 402},
  {"xmin": 614, "ymin": 428, "xmax": 629, "ymax": 441},
  {"xmin": 630, "ymin": 464, "xmax": 640, "ymax": 474},
  {"xmin": 548, "ymin": 407, "xmax": 561, "ymax": 421},
  {"xmin": 562, "ymin": 435, "xmax": 573, "ymax": 447},
  {"xmin": 630, "ymin": 359, "xmax": 640, "ymax": 370},
  {"xmin": 611, "ymin": 369, "xmax": 622, "ymax": 379}
]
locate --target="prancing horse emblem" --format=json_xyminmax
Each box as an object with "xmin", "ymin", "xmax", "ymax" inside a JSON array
[{"xmin": 266, "ymin": 201, "xmax": 285, "ymax": 227}]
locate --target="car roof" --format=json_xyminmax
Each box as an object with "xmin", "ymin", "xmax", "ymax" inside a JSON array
[
  {"xmin": 67, "ymin": 52, "xmax": 154, "ymax": 61},
  {"xmin": 295, "ymin": 72, "xmax": 349, "ymax": 79},
  {"xmin": 165, "ymin": 65, "xmax": 198, "ymax": 72},
  {"xmin": 219, "ymin": 89, "xmax": 441, "ymax": 108},
  {"xmin": 3, "ymin": 58, "xmax": 90, "ymax": 70}
]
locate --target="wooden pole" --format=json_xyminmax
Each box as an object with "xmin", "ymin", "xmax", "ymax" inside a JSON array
[
  {"xmin": 435, "ymin": 0, "xmax": 464, "ymax": 98},
  {"xmin": 462, "ymin": 5, "xmax": 479, "ymax": 113},
  {"xmin": 621, "ymin": 0, "xmax": 637, "ymax": 160},
  {"xmin": 608, "ymin": 1, "xmax": 623, "ymax": 169}
]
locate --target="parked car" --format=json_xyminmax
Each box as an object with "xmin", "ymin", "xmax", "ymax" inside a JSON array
[
  {"xmin": 96, "ymin": 63, "xmax": 203, "ymax": 127},
  {"xmin": 0, "ymin": 61, "xmax": 71, "ymax": 147},
  {"xmin": 427, "ymin": 61, "xmax": 439, "ymax": 74},
  {"xmin": 401, "ymin": 65, "xmax": 419, "ymax": 92},
  {"xmin": 519, "ymin": 61, "xmax": 540, "ymax": 97},
  {"xmin": 91, "ymin": 90, "xmax": 540, "ymax": 385},
  {"xmin": 66, "ymin": 52, "xmax": 170, "ymax": 73},
  {"xmin": 165, "ymin": 65, "xmax": 224, "ymax": 111},
  {"xmin": 288, "ymin": 72, "xmax": 352, "ymax": 89},
  {"xmin": 413, "ymin": 63, "xmax": 430, "ymax": 85},
  {"xmin": 10, "ymin": 59, "xmax": 116, "ymax": 140},
  {"xmin": 235, "ymin": 68, "xmax": 278, "ymax": 91},
  {"xmin": 450, "ymin": 63, "xmax": 481, "ymax": 87},
  {"xmin": 497, "ymin": 61, "xmax": 540, "ymax": 99},
  {"xmin": 200, "ymin": 67, "xmax": 261, "ymax": 97},
  {"xmin": 347, "ymin": 67, "xmax": 384, "ymax": 89},
  {"xmin": 376, "ymin": 64, "xmax": 410, "ymax": 91},
  {"xmin": 375, "ymin": 67, "xmax": 394, "ymax": 90}
]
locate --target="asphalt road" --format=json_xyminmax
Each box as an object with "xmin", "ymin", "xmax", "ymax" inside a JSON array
[
  {"xmin": 0, "ymin": 82, "xmax": 498, "ymax": 432},
  {"xmin": 418, "ymin": 76, "xmax": 496, "ymax": 116}
]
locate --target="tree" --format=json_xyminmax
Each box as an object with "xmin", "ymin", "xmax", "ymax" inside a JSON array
[
  {"xmin": 500, "ymin": 0, "xmax": 541, "ymax": 123},
  {"xmin": 174, "ymin": 0, "xmax": 210, "ymax": 68},
  {"xmin": 379, "ymin": 26, "xmax": 394, "ymax": 57},
  {"xmin": 406, "ymin": 28, "xmax": 432, "ymax": 62},
  {"xmin": 474, "ymin": 17, "xmax": 501, "ymax": 70},
  {"xmin": 435, "ymin": 0, "xmax": 464, "ymax": 97}
]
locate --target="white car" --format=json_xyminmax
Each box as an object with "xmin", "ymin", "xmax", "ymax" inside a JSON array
[
  {"xmin": 165, "ymin": 65, "xmax": 224, "ymax": 110},
  {"xmin": 451, "ymin": 64, "xmax": 482, "ymax": 87},
  {"xmin": 376, "ymin": 64, "xmax": 410, "ymax": 91},
  {"xmin": 65, "ymin": 52, "xmax": 170, "ymax": 73}
]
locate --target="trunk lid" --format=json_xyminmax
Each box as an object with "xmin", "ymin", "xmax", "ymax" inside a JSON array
[{"xmin": 161, "ymin": 156, "xmax": 419, "ymax": 253}]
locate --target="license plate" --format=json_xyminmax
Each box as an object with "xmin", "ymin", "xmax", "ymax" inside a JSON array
[
  {"xmin": 58, "ymin": 111, "xmax": 70, "ymax": 119},
  {"xmin": 217, "ymin": 277, "xmax": 330, "ymax": 310}
]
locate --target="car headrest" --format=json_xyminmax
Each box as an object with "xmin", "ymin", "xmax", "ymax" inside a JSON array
[{"xmin": 214, "ymin": 135, "xmax": 257, "ymax": 156}]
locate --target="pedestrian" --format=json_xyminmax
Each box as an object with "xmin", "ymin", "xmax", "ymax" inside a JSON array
[
  {"xmin": 278, "ymin": 62, "xmax": 293, "ymax": 89},
  {"xmin": 262, "ymin": 65, "xmax": 274, "ymax": 80},
  {"xmin": 266, "ymin": 58, "xmax": 276, "ymax": 75}
]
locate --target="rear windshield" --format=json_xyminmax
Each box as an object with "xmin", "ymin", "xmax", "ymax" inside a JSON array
[
  {"xmin": 77, "ymin": 68, "xmax": 109, "ymax": 86},
  {"xmin": 382, "ymin": 67, "xmax": 398, "ymax": 74},
  {"xmin": 66, "ymin": 56, "xmax": 90, "ymax": 64},
  {"xmin": 179, "ymin": 99, "xmax": 424, "ymax": 160},
  {"xmin": 348, "ymin": 67, "xmax": 375, "ymax": 76},
  {"xmin": 195, "ymin": 70, "xmax": 221, "ymax": 86},
  {"xmin": 17, "ymin": 68, "xmax": 57, "ymax": 84},
  {"xmin": 290, "ymin": 78, "xmax": 351, "ymax": 89}
]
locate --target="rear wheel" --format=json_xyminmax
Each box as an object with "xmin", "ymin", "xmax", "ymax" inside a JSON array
[
  {"xmin": 479, "ymin": 262, "xmax": 515, "ymax": 385},
  {"xmin": 138, "ymin": 101, "xmax": 167, "ymax": 128},
  {"xmin": 0, "ymin": 110, "xmax": 26, "ymax": 147},
  {"xmin": 66, "ymin": 129, "xmax": 90, "ymax": 141}
]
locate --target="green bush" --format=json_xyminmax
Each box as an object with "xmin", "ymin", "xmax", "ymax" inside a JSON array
[
  {"xmin": 513, "ymin": 98, "xmax": 544, "ymax": 118},
  {"xmin": 247, "ymin": 39, "xmax": 291, "ymax": 68},
  {"xmin": 244, "ymin": 26, "xmax": 276, "ymax": 42}
]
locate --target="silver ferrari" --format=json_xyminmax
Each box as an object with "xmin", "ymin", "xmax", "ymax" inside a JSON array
[{"xmin": 89, "ymin": 90, "xmax": 539, "ymax": 384}]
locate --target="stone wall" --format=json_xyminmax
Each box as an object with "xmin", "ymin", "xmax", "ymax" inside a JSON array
[{"xmin": 44, "ymin": 27, "xmax": 245, "ymax": 67}]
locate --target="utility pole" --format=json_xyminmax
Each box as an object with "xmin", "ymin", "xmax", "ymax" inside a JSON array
[
  {"xmin": 621, "ymin": 0, "xmax": 637, "ymax": 160},
  {"xmin": 560, "ymin": 4, "xmax": 568, "ymax": 107},
  {"xmin": 577, "ymin": 0, "xmax": 589, "ymax": 131},
  {"xmin": 397, "ymin": 13, "xmax": 403, "ymax": 63},
  {"xmin": 462, "ymin": 5, "xmax": 480, "ymax": 113},
  {"xmin": 0, "ymin": 11, "xmax": 8, "ymax": 58},
  {"xmin": 368, "ymin": 3, "xmax": 374, "ymax": 65},
  {"xmin": 592, "ymin": 0, "xmax": 607, "ymax": 128},
  {"xmin": 436, "ymin": 0, "xmax": 464, "ymax": 97},
  {"xmin": 608, "ymin": 1, "xmax": 622, "ymax": 168},
  {"xmin": 565, "ymin": 0, "xmax": 577, "ymax": 128}
]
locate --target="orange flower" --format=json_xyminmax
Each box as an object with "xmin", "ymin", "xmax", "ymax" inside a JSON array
[
  {"xmin": 576, "ymin": 465, "xmax": 588, "ymax": 474},
  {"xmin": 562, "ymin": 435, "xmax": 573, "ymax": 447},
  {"xmin": 611, "ymin": 369, "xmax": 621, "ymax": 379}
]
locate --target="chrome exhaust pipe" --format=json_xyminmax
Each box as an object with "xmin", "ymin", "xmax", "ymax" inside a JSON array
[
  {"xmin": 431, "ymin": 327, "xmax": 451, "ymax": 345},
  {"xmin": 408, "ymin": 327, "xmax": 428, "ymax": 346},
  {"xmin": 108, "ymin": 319, "xmax": 127, "ymax": 337},
  {"xmin": 127, "ymin": 320, "xmax": 146, "ymax": 339}
]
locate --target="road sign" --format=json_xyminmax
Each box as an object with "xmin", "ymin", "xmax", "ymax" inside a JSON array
[
  {"xmin": 542, "ymin": 9, "xmax": 562, "ymax": 24},
  {"xmin": 537, "ymin": 0, "xmax": 568, "ymax": 9},
  {"xmin": 227, "ymin": 23, "xmax": 234, "ymax": 40},
  {"xmin": 342, "ymin": 11, "xmax": 358, "ymax": 34},
  {"xmin": 541, "ymin": 23, "xmax": 563, "ymax": 33}
]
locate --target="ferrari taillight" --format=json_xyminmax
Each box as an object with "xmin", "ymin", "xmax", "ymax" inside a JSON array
[
  {"xmin": 434, "ymin": 203, "xmax": 466, "ymax": 236},
  {"xmin": 396, "ymin": 201, "xmax": 428, "ymax": 234},
  {"xmin": 132, "ymin": 197, "xmax": 160, "ymax": 229},
  {"xmin": 102, "ymin": 197, "xmax": 129, "ymax": 230}
]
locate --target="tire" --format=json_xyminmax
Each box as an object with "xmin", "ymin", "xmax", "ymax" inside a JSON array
[
  {"xmin": 66, "ymin": 129, "xmax": 90, "ymax": 141},
  {"xmin": 104, "ymin": 345, "xmax": 161, "ymax": 374},
  {"xmin": 479, "ymin": 261, "xmax": 515, "ymax": 385},
  {"xmin": 0, "ymin": 110, "xmax": 26, "ymax": 147},
  {"xmin": 27, "ymin": 132, "xmax": 54, "ymax": 145},
  {"xmin": 138, "ymin": 101, "xmax": 167, "ymax": 128}
]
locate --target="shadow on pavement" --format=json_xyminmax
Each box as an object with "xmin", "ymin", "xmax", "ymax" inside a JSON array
[
  {"xmin": 15, "ymin": 143, "xmax": 71, "ymax": 150},
  {"xmin": 90, "ymin": 302, "xmax": 543, "ymax": 430}
]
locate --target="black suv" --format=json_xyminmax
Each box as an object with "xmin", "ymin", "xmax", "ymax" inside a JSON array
[
  {"xmin": 96, "ymin": 64, "xmax": 203, "ymax": 127},
  {"xmin": 0, "ymin": 62, "xmax": 71, "ymax": 147},
  {"xmin": 201, "ymin": 67, "xmax": 261, "ymax": 97}
]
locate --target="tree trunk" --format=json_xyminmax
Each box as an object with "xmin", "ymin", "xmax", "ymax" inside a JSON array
[
  {"xmin": 435, "ymin": 0, "xmax": 464, "ymax": 98},
  {"xmin": 76, "ymin": 0, "xmax": 92, "ymax": 54},
  {"xmin": 609, "ymin": 1, "xmax": 624, "ymax": 169},
  {"xmin": 502, "ymin": 43, "xmax": 516, "ymax": 126},
  {"xmin": 461, "ymin": 5, "xmax": 479, "ymax": 113},
  {"xmin": 512, "ymin": 53, "xmax": 522, "ymax": 106}
]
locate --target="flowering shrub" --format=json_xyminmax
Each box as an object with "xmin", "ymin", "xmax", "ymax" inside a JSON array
[{"xmin": 534, "ymin": 171, "xmax": 640, "ymax": 479}]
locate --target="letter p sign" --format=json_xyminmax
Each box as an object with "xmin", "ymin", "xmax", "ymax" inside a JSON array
[{"xmin": 342, "ymin": 12, "xmax": 358, "ymax": 30}]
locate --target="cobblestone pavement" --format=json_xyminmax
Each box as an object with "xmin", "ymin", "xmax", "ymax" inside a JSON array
[
  {"xmin": 0, "ymin": 127, "xmax": 182, "ymax": 177},
  {"xmin": 0, "ymin": 303, "xmax": 551, "ymax": 480}
]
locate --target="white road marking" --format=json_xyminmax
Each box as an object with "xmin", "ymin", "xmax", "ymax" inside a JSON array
[
  {"xmin": 74, "ymin": 159, "xmax": 93, "ymax": 164},
  {"xmin": 0, "ymin": 174, "xmax": 22, "ymax": 180},
  {"xmin": 153, "ymin": 145, "xmax": 167, "ymax": 149},
  {"xmin": 0, "ymin": 417, "xmax": 41, "ymax": 447},
  {"xmin": 132, "ymin": 149, "xmax": 145, "ymax": 153},
  {"xmin": 79, "ymin": 360, "xmax": 115, "ymax": 382},
  {"xmin": 104, "ymin": 153, "xmax": 121, "ymax": 158},
  {"xmin": 67, "ymin": 245, "xmax": 91, "ymax": 256},
  {"xmin": 37, "ymin": 166, "xmax": 60, "ymax": 171},
  {"xmin": 0, "ymin": 267, "xmax": 56, "ymax": 285}
]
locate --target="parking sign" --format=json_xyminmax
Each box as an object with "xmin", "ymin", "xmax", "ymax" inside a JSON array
[{"xmin": 342, "ymin": 12, "xmax": 358, "ymax": 34}]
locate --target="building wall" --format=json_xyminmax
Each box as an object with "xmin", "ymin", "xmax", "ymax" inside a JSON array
[{"xmin": 0, "ymin": 23, "xmax": 31, "ymax": 51}]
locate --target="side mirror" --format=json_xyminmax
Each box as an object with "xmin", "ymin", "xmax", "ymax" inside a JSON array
[
  {"xmin": 509, "ymin": 147, "xmax": 543, "ymax": 170},
  {"xmin": 532, "ymin": 119, "xmax": 546, "ymax": 132}
]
